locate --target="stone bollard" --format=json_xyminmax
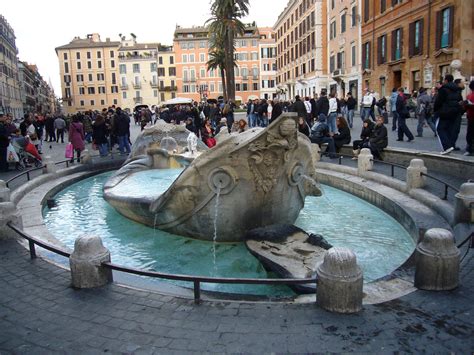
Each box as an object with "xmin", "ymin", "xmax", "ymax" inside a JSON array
[
  {"xmin": 0, "ymin": 180, "xmax": 11, "ymax": 202},
  {"xmin": 406, "ymin": 159, "xmax": 427, "ymax": 190},
  {"xmin": 316, "ymin": 247, "xmax": 363, "ymax": 313},
  {"xmin": 357, "ymin": 148, "xmax": 373, "ymax": 174},
  {"xmin": 42, "ymin": 155, "xmax": 57, "ymax": 174},
  {"xmin": 69, "ymin": 236, "xmax": 113, "ymax": 288},
  {"xmin": 0, "ymin": 202, "xmax": 23, "ymax": 240},
  {"xmin": 453, "ymin": 182, "xmax": 474, "ymax": 225},
  {"xmin": 415, "ymin": 228, "xmax": 460, "ymax": 291},
  {"xmin": 81, "ymin": 149, "xmax": 92, "ymax": 164}
]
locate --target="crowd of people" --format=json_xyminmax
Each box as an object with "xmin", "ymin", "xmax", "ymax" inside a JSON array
[{"xmin": 1, "ymin": 76, "xmax": 472, "ymax": 172}]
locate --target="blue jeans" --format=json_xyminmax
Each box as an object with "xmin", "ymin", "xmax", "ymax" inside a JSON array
[
  {"xmin": 327, "ymin": 113, "xmax": 337, "ymax": 134},
  {"xmin": 391, "ymin": 111, "xmax": 398, "ymax": 130},
  {"xmin": 117, "ymin": 135, "xmax": 131, "ymax": 155},
  {"xmin": 347, "ymin": 109, "xmax": 354, "ymax": 128},
  {"xmin": 361, "ymin": 107, "xmax": 371, "ymax": 121},
  {"xmin": 98, "ymin": 143, "xmax": 108, "ymax": 157},
  {"xmin": 248, "ymin": 114, "xmax": 257, "ymax": 128},
  {"xmin": 310, "ymin": 136, "xmax": 337, "ymax": 158}
]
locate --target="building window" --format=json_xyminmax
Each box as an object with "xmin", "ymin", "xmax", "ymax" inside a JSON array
[
  {"xmin": 341, "ymin": 13, "xmax": 346, "ymax": 33},
  {"xmin": 90, "ymin": 100, "xmax": 95, "ymax": 106},
  {"xmin": 170, "ymin": 56, "xmax": 174, "ymax": 64},
  {"xmin": 351, "ymin": 44, "xmax": 356, "ymax": 66},
  {"xmin": 169, "ymin": 67, "xmax": 176, "ymax": 76},
  {"xmin": 77, "ymin": 62, "xmax": 82, "ymax": 70},
  {"xmin": 182, "ymin": 54, "xmax": 188, "ymax": 63},
  {"xmin": 88, "ymin": 74, "xmax": 93, "ymax": 81},
  {"xmin": 87, "ymin": 87, "xmax": 95, "ymax": 94},
  {"xmin": 200, "ymin": 53, "xmax": 205, "ymax": 62},
  {"xmin": 87, "ymin": 61, "xmax": 92, "ymax": 69},
  {"xmin": 98, "ymin": 61, "xmax": 102, "ymax": 69},
  {"xmin": 133, "ymin": 64, "xmax": 140, "ymax": 73},
  {"xmin": 122, "ymin": 91, "xmax": 127, "ymax": 99},
  {"xmin": 101, "ymin": 100, "xmax": 105, "ymax": 106},
  {"xmin": 80, "ymin": 100, "xmax": 84, "ymax": 106},
  {"xmin": 79, "ymin": 87, "xmax": 85, "ymax": 95},
  {"xmin": 63, "ymin": 53, "xmax": 68, "ymax": 60},
  {"xmin": 391, "ymin": 0, "xmax": 402, "ymax": 6},
  {"xmin": 160, "ymin": 93, "xmax": 165, "ymax": 101},
  {"xmin": 76, "ymin": 52, "xmax": 81, "ymax": 60},
  {"xmin": 110, "ymin": 50, "xmax": 114, "ymax": 58},
  {"xmin": 150, "ymin": 63, "xmax": 157, "ymax": 72},
  {"xmin": 437, "ymin": 6, "xmax": 453, "ymax": 49},
  {"xmin": 64, "ymin": 62, "xmax": 69, "ymax": 73},
  {"xmin": 111, "ymin": 60, "xmax": 115, "ymax": 68},
  {"xmin": 377, "ymin": 35, "xmax": 387, "ymax": 64},
  {"xmin": 158, "ymin": 68, "xmax": 165, "ymax": 76},
  {"xmin": 364, "ymin": 0, "xmax": 369, "ymax": 22},
  {"xmin": 87, "ymin": 52, "xmax": 91, "ymax": 59},
  {"xmin": 76, "ymin": 74, "xmax": 84, "ymax": 82},
  {"xmin": 409, "ymin": 19, "xmax": 424, "ymax": 56},
  {"xmin": 111, "ymin": 86, "xmax": 118, "ymax": 93},
  {"xmin": 97, "ymin": 51, "xmax": 101, "ymax": 59},
  {"xmin": 330, "ymin": 20, "xmax": 336, "ymax": 40},
  {"xmin": 331, "ymin": 0, "xmax": 335, "ymax": 9},
  {"xmin": 362, "ymin": 42, "xmax": 371, "ymax": 69},
  {"xmin": 392, "ymin": 28, "xmax": 403, "ymax": 61},
  {"xmin": 153, "ymin": 90, "xmax": 158, "ymax": 97},
  {"xmin": 119, "ymin": 64, "xmax": 126, "ymax": 74},
  {"xmin": 381, "ymin": 0, "xmax": 386, "ymax": 13},
  {"xmin": 98, "ymin": 86, "xmax": 106, "ymax": 94},
  {"xmin": 351, "ymin": 6, "xmax": 357, "ymax": 27}
]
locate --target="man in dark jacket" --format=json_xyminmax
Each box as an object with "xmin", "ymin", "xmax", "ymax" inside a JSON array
[
  {"xmin": 0, "ymin": 113, "xmax": 10, "ymax": 172},
  {"xmin": 434, "ymin": 74, "xmax": 464, "ymax": 155},
  {"xmin": 346, "ymin": 93, "xmax": 357, "ymax": 128},
  {"xmin": 113, "ymin": 107, "xmax": 131, "ymax": 155},
  {"xmin": 270, "ymin": 99, "xmax": 283, "ymax": 125},
  {"xmin": 369, "ymin": 116, "xmax": 388, "ymax": 160},
  {"xmin": 309, "ymin": 115, "xmax": 337, "ymax": 159},
  {"xmin": 314, "ymin": 90, "xmax": 329, "ymax": 121},
  {"xmin": 290, "ymin": 95, "xmax": 307, "ymax": 122},
  {"xmin": 395, "ymin": 88, "xmax": 415, "ymax": 142}
]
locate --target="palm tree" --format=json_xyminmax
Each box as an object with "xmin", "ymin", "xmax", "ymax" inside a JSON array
[
  {"xmin": 207, "ymin": 0, "xmax": 249, "ymax": 101},
  {"xmin": 207, "ymin": 46, "xmax": 227, "ymax": 101}
]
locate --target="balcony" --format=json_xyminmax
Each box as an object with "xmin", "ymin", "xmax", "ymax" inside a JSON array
[
  {"xmin": 118, "ymin": 53, "xmax": 158, "ymax": 62},
  {"xmin": 162, "ymin": 86, "xmax": 178, "ymax": 92},
  {"xmin": 332, "ymin": 69, "xmax": 345, "ymax": 79},
  {"xmin": 183, "ymin": 78, "xmax": 197, "ymax": 83},
  {"xmin": 133, "ymin": 97, "xmax": 143, "ymax": 103},
  {"xmin": 150, "ymin": 82, "xmax": 159, "ymax": 88},
  {"xmin": 132, "ymin": 83, "xmax": 142, "ymax": 89},
  {"xmin": 120, "ymin": 84, "xmax": 129, "ymax": 90}
]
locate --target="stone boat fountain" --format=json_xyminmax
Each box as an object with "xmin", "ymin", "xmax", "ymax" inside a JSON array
[{"xmin": 104, "ymin": 113, "xmax": 321, "ymax": 243}]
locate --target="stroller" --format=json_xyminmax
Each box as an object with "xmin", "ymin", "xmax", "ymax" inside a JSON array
[{"xmin": 11, "ymin": 136, "xmax": 42, "ymax": 171}]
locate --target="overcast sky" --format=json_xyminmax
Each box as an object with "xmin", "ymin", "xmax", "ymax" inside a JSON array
[{"xmin": 2, "ymin": 0, "xmax": 289, "ymax": 96}]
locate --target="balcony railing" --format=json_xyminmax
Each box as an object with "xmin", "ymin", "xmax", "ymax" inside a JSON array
[
  {"xmin": 133, "ymin": 97, "xmax": 143, "ymax": 103},
  {"xmin": 132, "ymin": 83, "xmax": 141, "ymax": 89},
  {"xmin": 150, "ymin": 82, "xmax": 159, "ymax": 88},
  {"xmin": 118, "ymin": 53, "xmax": 158, "ymax": 61},
  {"xmin": 120, "ymin": 84, "xmax": 128, "ymax": 90}
]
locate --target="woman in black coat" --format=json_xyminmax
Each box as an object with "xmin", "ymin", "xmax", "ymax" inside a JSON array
[
  {"xmin": 351, "ymin": 118, "xmax": 374, "ymax": 159},
  {"xmin": 333, "ymin": 116, "xmax": 351, "ymax": 152}
]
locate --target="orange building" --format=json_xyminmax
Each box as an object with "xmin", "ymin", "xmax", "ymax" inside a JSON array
[
  {"xmin": 361, "ymin": 0, "xmax": 473, "ymax": 96},
  {"xmin": 173, "ymin": 25, "xmax": 272, "ymax": 104}
]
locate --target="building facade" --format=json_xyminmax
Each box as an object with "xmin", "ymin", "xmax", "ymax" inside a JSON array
[
  {"xmin": 327, "ymin": 0, "xmax": 362, "ymax": 103},
  {"xmin": 258, "ymin": 27, "xmax": 278, "ymax": 100},
  {"xmin": 274, "ymin": 0, "xmax": 328, "ymax": 100},
  {"xmin": 0, "ymin": 15, "xmax": 23, "ymax": 118},
  {"xmin": 156, "ymin": 46, "xmax": 177, "ymax": 104},
  {"xmin": 173, "ymin": 25, "xmax": 266, "ymax": 104},
  {"xmin": 56, "ymin": 33, "xmax": 121, "ymax": 115},
  {"xmin": 361, "ymin": 0, "xmax": 473, "ymax": 97}
]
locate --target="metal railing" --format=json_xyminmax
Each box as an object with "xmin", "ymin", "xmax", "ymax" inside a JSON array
[
  {"xmin": 6, "ymin": 222, "xmax": 317, "ymax": 304},
  {"xmin": 420, "ymin": 172, "xmax": 460, "ymax": 200}
]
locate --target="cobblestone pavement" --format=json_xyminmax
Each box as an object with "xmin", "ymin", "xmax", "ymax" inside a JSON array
[{"xmin": 0, "ymin": 238, "xmax": 473, "ymax": 353}]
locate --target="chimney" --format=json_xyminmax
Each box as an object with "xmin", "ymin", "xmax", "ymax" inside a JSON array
[{"xmin": 106, "ymin": 37, "xmax": 110, "ymax": 42}]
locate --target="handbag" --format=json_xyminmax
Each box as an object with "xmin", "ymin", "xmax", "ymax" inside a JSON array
[
  {"xmin": 6, "ymin": 143, "xmax": 19, "ymax": 163},
  {"xmin": 65, "ymin": 143, "xmax": 74, "ymax": 158}
]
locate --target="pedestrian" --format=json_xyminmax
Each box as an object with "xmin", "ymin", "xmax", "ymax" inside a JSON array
[
  {"xmin": 291, "ymin": 95, "xmax": 307, "ymax": 125},
  {"xmin": 112, "ymin": 107, "xmax": 131, "ymax": 155},
  {"xmin": 434, "ymin": 74, "xmax": 464, "ymax": 155},
  {"xmin": 453, "ymin": 78, "xmax": 466, "ymax": 150},
  {"xmin": 54, "ymin": 116, "xmax": 66, "ymax": 143},
  {"xmin": 462, "ymin": 80, "xmax": 474, "ymax": 156},
  {"xmin": 309, "ymin": 115, "xmax": 337, "ymax": 159},
  {"xmin": 333, "ymin": 116, "xmax": 351, "ymax": 152},
  {"xmin": 327, "ymin": 92, "xmax": 338, "ymax": 134},
  {"xmin": 345, "ymin": 92, "xmax": 356, "ymax": 128},
  {"xmin": 68, "ymin": 115, "xmax": 85, "ymax": 163},
  {"xmin": 92, "ymin": 114, "xmax": 109, "ymax": 157},
  {"xmin": 270, "ymin": 99, "xmax": 283, "ymax": 125},
  {"xmin": 395, "ymin": 87, "xmax": 415, "ymax": 142},
  {"xmin": 368, "ymin": 116, "xmax": 388, "ymax": 160},
  {"xmin": 415, "ymin": 87, "xmax": 436, "ymax": 137},
  {"xmin": 0, "ymin": 113, "xmax": 9, "ymax": 172},
  {"xmin": 389, "ymin": 88, "xmax": 398, "ymax": 131},
  {"xmin": 314, "ymin": 90, "xmax": 329, "ymax": 122},
  {"xmin": 360, "ymin": 89, "xmax": 374, "ymax": 121},
  {"xmin": 352, "ymin": 118, "xmax": 375, "ymax": 160}
]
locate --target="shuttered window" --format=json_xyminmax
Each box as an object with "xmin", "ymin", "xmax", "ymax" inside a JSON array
[
  {"xmin": 364, "ymin": 0, "xmax": 370, "ymax": 22},
  {"xmin": 436, "ymin": 6, "xmax": 454, "ymax": 49},
  {"xmin": 409, "ymin": 19, "xmax": 424, "ymax": 57},
  {"xmin": 377, "ymin": 35, "xmax": 387, "ymax": 64},
  {"xmin": 391, "ymin": 28, "xmax": 403, "ymax": 61},
  {"xmin": 362, "ymin": 42, "xmax": 371, "ymax": 69}
]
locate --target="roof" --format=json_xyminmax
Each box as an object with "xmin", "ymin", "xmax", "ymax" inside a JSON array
[{"xmin": 55, "ymin": 38, "xmax": 120, "ymax": 52}]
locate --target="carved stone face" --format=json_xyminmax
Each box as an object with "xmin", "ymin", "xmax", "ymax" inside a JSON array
[{"xmin": 279, "ymin": 119, "xmax": 297, "ymax": 137}]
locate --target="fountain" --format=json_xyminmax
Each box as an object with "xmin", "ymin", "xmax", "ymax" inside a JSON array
[{"xmin": 103, "ymin": 113, "xmax": 321, "ymax": 242}]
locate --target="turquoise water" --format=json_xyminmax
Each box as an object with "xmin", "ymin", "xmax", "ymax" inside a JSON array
[{"xmin": 43, "ymin": 169, "xmax": 415, "ymax": 296}]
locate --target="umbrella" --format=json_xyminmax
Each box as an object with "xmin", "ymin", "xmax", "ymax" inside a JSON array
[{"xmin": 162, "ymin": 97, "xmax": 193, "ymax": 105}]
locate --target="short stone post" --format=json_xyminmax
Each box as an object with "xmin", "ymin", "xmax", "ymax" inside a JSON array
[
  {"xmin": 316, "ymin": 247, "xmax": 363, "ymax": 313},
  {"xmin": 415, "ymin": 228, "xmax": 460, "ymax": 291},
  {"xmin": 357, "ymin": 148, "xmax": 373, "ymax": 174},
  {"xmin": 406, "ymin": 159, "xmax": 427, "ymax": 190},
  {"xmin": 69, "ymin": 236, "xmax": 113, "ymax": 288},
  {"xmin": 453, "ymin": 182, "xmax": 474, "ymax": 225},
  {"xmin": 0, "ymin": 202, "xmax": 23, "ymax": 240},
  {"xmin": 42, "ymin": 155, "xmax": 57, "ymax": 174},
  {"xmin": 0, "ymin": 180, "xmax": 11, "ymax": 202},
  {"xmin": 81, "ymin": 149, "xmax": 92, "ymax": 164}
]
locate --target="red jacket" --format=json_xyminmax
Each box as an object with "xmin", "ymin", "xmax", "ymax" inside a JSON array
[{"xmin": 466, "ymin": 92, "xmax": 474, "ymax": 121}]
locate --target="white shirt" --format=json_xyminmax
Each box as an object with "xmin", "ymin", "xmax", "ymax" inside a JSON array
[
  {"xmin": 304, "ymin": 100, "xmax": 312, "ymax": 113},
  {"xmin": 329, "ymin": 98, "xmax": 338, "ymax": 113}
]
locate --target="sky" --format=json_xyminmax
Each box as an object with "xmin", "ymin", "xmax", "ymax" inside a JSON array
[{"xmin": 2, "ymin": 0, "xmax": 289, "ymax": 97}]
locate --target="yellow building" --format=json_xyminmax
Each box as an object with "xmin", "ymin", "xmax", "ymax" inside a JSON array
[
  {"xmin": 55, "ymin": 33, "xmax": 121, "ymax": 114},
  {"xmin": 157, "ymin": 46, "xmax": 177, "ymax": 104}
]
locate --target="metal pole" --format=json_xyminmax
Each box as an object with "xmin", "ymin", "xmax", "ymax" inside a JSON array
[
  {"xmin": 443, "ymin": 184, "xmax": 448, "ymax": 200},
  {"xmin": 28, "ymin": 240, "xmax": 36, "ymax": 259},
  {"xmin": 391, "ymin": 165, "xmax": 394, "ymax": 177},
  {"xmin": 193, "ymin": 280, "xmax": 201, "ymax": 304}
]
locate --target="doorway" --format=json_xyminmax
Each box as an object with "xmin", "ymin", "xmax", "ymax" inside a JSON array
[{"xmin": 393, "ymin": 71, "xmax": 402, "ymax": 90}]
